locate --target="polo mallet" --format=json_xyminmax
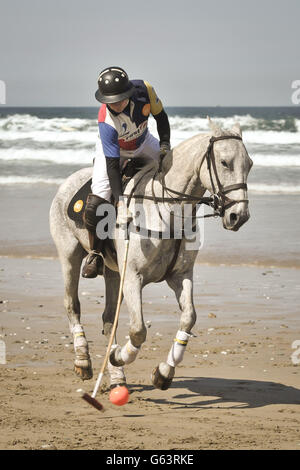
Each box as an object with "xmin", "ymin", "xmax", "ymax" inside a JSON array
[{"xmin": 82, "ymin": 229, "xmax": 130, "ymax": 411}]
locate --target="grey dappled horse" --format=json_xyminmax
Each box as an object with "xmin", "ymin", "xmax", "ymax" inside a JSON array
[{"xmin": 49, "ymin": 118, "xmax": 253, "ymax": 390}]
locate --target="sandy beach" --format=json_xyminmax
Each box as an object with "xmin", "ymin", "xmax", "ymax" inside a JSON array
[{"xmin": 0, "ymin": 246, "xmax": 299, "ymax": 449}]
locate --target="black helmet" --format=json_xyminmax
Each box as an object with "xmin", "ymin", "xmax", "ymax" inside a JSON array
[{"xmin": 95, "ymin": 66, "xmax": 134, "ymax": 103}]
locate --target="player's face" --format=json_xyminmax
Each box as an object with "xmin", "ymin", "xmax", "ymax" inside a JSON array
[{"xmin": 109, "ymin": 99, "xmax": 129, "ymax": 113}]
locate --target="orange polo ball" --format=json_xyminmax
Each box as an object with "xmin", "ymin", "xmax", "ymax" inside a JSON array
[{"xmin": 109, "ymin": 386, "xmax": 129, "ymax": 406}]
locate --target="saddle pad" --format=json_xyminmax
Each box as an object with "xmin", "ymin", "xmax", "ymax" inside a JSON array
[
  {"xmin": 67, "ymin": 178, "xmax": 92, "ymax": 223},
  {"xmin": 67, "ymin": 165, "xmax": 137, "ymax": 224}
]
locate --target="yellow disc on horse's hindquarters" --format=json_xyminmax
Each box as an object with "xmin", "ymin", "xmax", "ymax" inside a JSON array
[{"xmin": 74, "ymin": 200, "xmax": 84, "ymax": 213}]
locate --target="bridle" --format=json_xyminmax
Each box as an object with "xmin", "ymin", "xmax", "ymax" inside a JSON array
[
  {"xmin": 125, "ymin": 134, "xmax": 249, "ymax": 219},
  {"xmin": 200, "ymin": 135, "xmax": 249, "ymax": 217}
]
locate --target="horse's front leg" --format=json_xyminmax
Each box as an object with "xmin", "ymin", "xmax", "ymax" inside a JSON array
[
  {"xmin": 102, "ymin": 265, "xmax": 126, "ymax": 388},
  {"xmin": 152, "ymin": 270, "xmax": 196, "ymax": 390},
  {"xmin": 110, "ymin": 274, "xmax": 145, "ymax": 367}
]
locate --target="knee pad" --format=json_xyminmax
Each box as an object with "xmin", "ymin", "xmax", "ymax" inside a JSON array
[{"xmin": 83, "ymin": 193, "xmax": 108, "ymax": 231}]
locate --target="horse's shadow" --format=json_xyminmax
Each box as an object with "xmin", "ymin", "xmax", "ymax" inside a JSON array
[{"xmin": 130, "ymin": 376, "xmax": 300, "ymax": 410}]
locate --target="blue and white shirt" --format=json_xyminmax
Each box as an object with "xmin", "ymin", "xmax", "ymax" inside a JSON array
[{"xmin": 98, "ymin": 80, "xmax": 163, "ymax": 158}]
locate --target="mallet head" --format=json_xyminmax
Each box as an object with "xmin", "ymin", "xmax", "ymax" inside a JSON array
[{"xmin": 81, "ymin": 392, "xmax": 104, "ymax": 412}]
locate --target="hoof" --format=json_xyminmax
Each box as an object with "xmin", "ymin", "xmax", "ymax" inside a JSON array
[
  {"xmin": 151, "ymin": 364, "xmax": 174, "ymax": 390},
  {"xmin": 74, "ymin": 360, "xmax": 93, "ymax": 381},
  {"xmin": 110, "ymin": 382, "xmax": 127, "ymax": 390},
  {"xmin": 109, "ymin": 346, "xmax": 125, "ymax": 367}
]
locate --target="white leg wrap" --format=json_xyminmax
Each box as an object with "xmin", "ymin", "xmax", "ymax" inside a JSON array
[
  {"xmin": 71, "ymin": 324, "xmax": 88, "ymax": 352},
  {"xmin": 120, "ymin": 340, "xmax": 140, "ymax": 365},
  {"xmin": 167, "ymin": 330, "xmax": 190, "ymax": 367},
  {"xmin": 107, "ymin": 357, "xmax": 126, "ymax": 386}
]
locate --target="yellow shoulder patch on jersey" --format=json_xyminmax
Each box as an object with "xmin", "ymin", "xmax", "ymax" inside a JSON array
[{"xmin": 144, "ymin": 80, "xmax": 163, "ymax": 116}]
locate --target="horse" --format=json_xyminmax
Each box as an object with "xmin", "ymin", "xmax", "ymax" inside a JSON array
[{"xmin": 49, "ymin": 117, "xmax": 253, "ymax": 390}]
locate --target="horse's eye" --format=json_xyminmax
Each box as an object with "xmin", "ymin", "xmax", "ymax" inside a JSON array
[{"xmin": 221, "ymin": 160, "xmax": 228, "ymax": 168}]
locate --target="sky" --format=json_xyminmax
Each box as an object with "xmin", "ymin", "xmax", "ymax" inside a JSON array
[{"xmin": 0, "ymin": 0, "xmax": 299, "ymax": 107}]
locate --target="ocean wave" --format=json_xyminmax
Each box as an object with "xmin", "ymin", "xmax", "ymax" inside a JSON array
[
  {"xmin": 1, "ymin": 112, "xmax": 299, "ymax": 134},
  {"xmin": 0, "ymin": 146, "xmax": 299, "ymax": 169},
  {"xmin": 0, "ymin": 147, "xmax": 94, "ymax": 165},
  {"xmin": 168, "ymin": 114, "xmax": 300, "ymax": 133},
  {"xmin": 251, "ymin": 153, "xmax": 300, "ymax": 167},
  {"xmin": 248, "ymin": 183, "xmax": 300, "ymax": 194},
  {"xmin": 1, "ymin": 113, "xmax": 300, "ymax": 166},
  {"xmin": 243, "ymin": 130, "xmax": 300, "ymax": 145},
  {"xmin": 1, "ymin": 177, "xmax": 298, "ymax": 194},
  {"xmin": 216, "ymin": 115, "xmax": 299, "ymax": 133},
  {"xmin": 0, "ymin": 175, "xmax": 64, "ymax": 185},
  {"xmin": 0, "ymin": 114, "xmax": 96, "ymax": 133},
  {"xmin": 152, "ymin": 119, "xmax": 300, "ymax": 147},
  {"xmin": 1, "ymin": 175, "xmax": 299, "ymax": 194},
  {"xmin": 1, "ymin": 129, "xmax": 300, "ymax": 152},
  {"xmin": 0, "ymin": 130, "xmax": 97, "ymax": 146}
]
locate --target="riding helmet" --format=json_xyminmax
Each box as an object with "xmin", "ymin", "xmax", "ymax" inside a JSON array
[{"xmin": 95, "ymin": 66, "xmax": 134, "ymax": 103}]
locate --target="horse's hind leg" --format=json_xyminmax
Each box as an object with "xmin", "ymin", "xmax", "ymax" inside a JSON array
[
  {"xmin": 58, "ymin": 239, "xmax": 93, "ymax": 380},
  {"xmin": 151, "ymin": 270, "xmax": 196, "ymax": 390}
]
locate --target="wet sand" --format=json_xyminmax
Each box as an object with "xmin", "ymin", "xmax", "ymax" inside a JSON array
[
  {"xmin": 1, "ymin": 184, "xmax": 300, "ymax": 268},
  {"xmin": 0, "ymin": 257, "xmax": 299, "ymax": 450}
]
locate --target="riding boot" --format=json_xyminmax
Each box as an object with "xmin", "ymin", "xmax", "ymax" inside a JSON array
[
  {"xmin": 81, "ymin": 193, "xmax": 110, "ymax": 279},
  {"xmin": 82, "ymin": 230, "xmax": 104, "ymax": 278}
]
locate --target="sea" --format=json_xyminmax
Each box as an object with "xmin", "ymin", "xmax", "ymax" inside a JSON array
[
  {"xmin": 0, "ymin": 106, "xmax": 299, "ymax": 267},
  {"xmin": 0, "ymin": 106, "xmax": 300, "ymax": 194}
]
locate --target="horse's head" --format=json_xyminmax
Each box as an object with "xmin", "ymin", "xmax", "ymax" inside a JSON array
[{"xmin": 200, "ymin": 117, "xmax": 253, "ymax": 231}]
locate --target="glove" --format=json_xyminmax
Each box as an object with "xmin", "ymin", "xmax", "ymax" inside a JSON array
[
  {"xmin": 160, "ymin": 141, "xmax": 171, "ymax": 158},
  {"xmin": 117, "ymin": 200, "xmax": 133, "ymax": 226},
  {"xmin": 158, "ymin": 142, "xmax": 170, "ymax": 172}
]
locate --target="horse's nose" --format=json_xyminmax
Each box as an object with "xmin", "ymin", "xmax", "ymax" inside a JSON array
[
  {"xmin": 230, "ymin": 212, "xmax": 238, "ymax": 225},
  {"xmin": 223, "ymin": 205, "xmax": 250, "ymax": 231},
  {"xmin": 233, "ymin": 207, "xmax": 250, "ymax": 231}
]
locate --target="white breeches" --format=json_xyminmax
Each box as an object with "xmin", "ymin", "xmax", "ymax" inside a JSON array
[{"xmin": 91, "ymin": 131, "xmax": 160, "ymax": 201}]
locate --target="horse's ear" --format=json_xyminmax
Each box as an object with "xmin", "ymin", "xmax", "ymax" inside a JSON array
[
  {"xmin": 207, "ymin": 116, "xmax": 213, "ymax": 130},
  {"xmin": 231, "ymin": 122, "xmax": 242, "ymax": 137},
  {"xmin": 207, "ymin": 116, "xmax": 221, "ymax": 135}
]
